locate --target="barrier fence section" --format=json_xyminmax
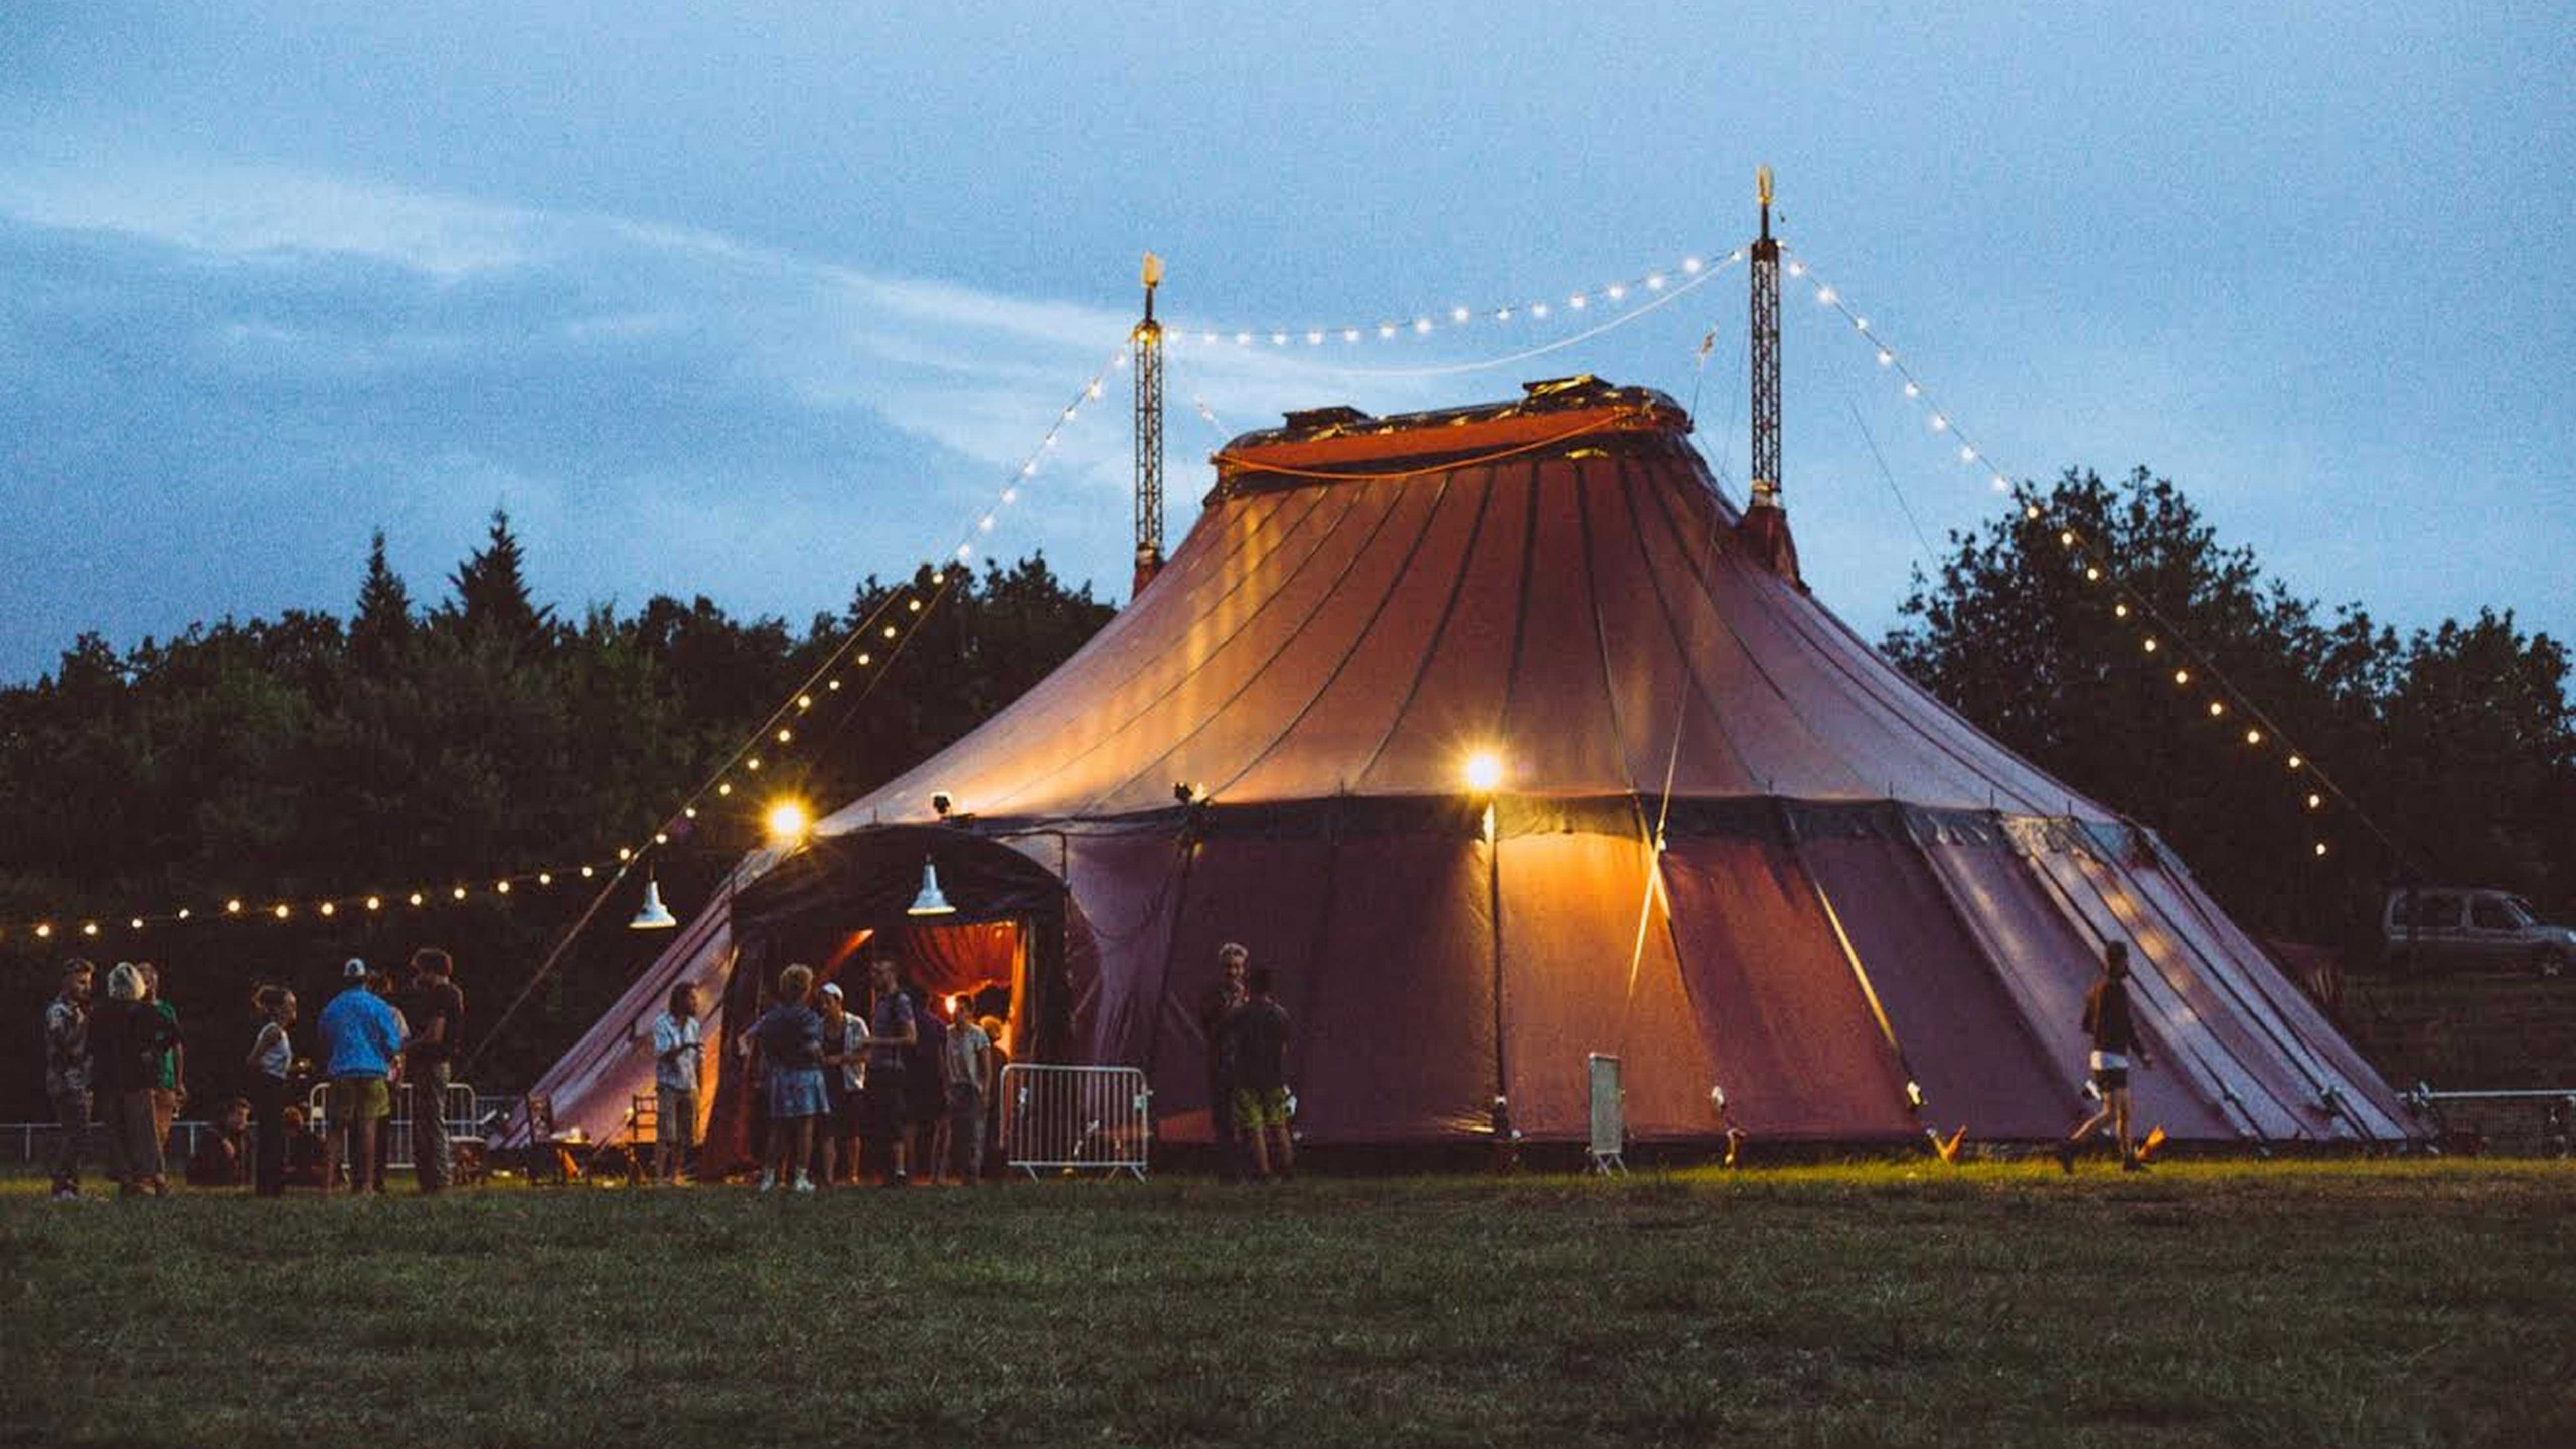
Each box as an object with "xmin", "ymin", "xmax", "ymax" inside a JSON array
[
  {"xmin": 303, "ymin": 1081, "xmax": 486, "ymax": 1169},
  {"xmin": 1000, "ymin": 1064, "xmax": 1151, "ymax": 1180},
  {"xmin": 2, "ymin": 1083, "xmax": 491, "ymax": 1172}
]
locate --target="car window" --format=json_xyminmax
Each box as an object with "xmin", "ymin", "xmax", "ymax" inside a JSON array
[
  {"xmin": 2402, "ymin": 893, "xmax": 2463, "ymax": 929},
  {"xmin": 2507, "ymin": 897, "xmax": 2542, "ymax": 926},
  {"xmin": 2471, "ymin": 897, "xmax": 2519, "ymax": 930}
]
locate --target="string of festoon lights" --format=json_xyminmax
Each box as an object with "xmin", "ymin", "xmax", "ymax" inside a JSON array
[
  {"xmin": 1780, "ymin": 245, "xmax": 2402, "ymax": 867},
  {"xmin": 0, "ymin": 345, "xmax": 1132, "ymax": 947},
  {"xmin": 1163, "ymin": 248, "xmax": 1744, "ymax": 358}
]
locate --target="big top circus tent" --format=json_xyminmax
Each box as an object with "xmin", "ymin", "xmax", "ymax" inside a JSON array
[{"xmin": 525, "ymin": 372, "xmax": 2411, "ymax": 1161}]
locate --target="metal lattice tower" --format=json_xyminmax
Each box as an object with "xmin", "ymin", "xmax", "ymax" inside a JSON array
[
  {"xmin": 1132, "ymin": 252, "xmax": 1166, "ymax": 596},
  {"xmin": 1749, "ymin": 166, "xmax": 1782, "ymax": 509}
]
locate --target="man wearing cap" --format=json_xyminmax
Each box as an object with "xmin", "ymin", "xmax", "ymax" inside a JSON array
[
  {"xmin": 317, "ymin": 957, "xmax": 405, "ymax": 1197},
  {"xmin": 816, "ymin": 982, "xmax": 867, "ymax": 1185}
]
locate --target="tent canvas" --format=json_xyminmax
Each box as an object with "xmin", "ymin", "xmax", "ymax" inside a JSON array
[{"xmin": 527, "ymin": 378, "xmax": 2412, "ymax": 1154}]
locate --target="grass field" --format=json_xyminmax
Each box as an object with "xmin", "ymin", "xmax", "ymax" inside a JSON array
[{"xmin": 4, "ymin": 1160, "xmax": 2570, "ymax": 1448}]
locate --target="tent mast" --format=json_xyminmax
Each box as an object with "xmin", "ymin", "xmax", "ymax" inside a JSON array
[
  {"xmin": 1738, "ymin": 167, "xmax": 1804, "ymax": 583},
  {"xmin": 1132, "ymin": 252, "xmax": 1167, "ymax": 598},
  {"xmin": 1749, "ymin": 166, "xmax": 1781, "ymax": 509}
]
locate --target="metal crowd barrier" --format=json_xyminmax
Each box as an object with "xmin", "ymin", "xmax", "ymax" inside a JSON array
[
  {"xmin": 304, "ymin": 1080, "xmax": 484, "ymax": 1168},
  {"xmin": 1000, "ymin": 1064, "xmax": 1152, "ymax": 1181}
]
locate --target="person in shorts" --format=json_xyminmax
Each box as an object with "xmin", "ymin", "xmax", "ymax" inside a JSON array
[
  {"xmin": 316, "ymin": 958, "xmax": 403, "ymax": 1197},
  {"xmin": 816, "ymin": 982, "xmax": 867, "ymax": 1185},
  {"xmin": 748, "ymin": 964, "xmax": 827, "ymax": 1192},
  {"xmin": 862, "ymin": 954, "xmax": 918, "ymax": 1185},
  {"xmin": 651, "ymin": 982, "xmax": 702, "ymax": 1185},
  {"xmin": 2058, "ymin": 941, "xmax": 2155, "ymax": 1173},
  {"xmin": 1218, "ymin": 965, "xmax": 1294, "ymax": 1182}
]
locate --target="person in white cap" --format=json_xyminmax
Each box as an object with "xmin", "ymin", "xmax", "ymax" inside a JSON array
[
  {"xmin": 316, "ymin": 957, "xmax": 403, "ymax": 1196},
  {"xmin": 816, "ymin": 981, "xmax": 868, "ymax": 1185}
]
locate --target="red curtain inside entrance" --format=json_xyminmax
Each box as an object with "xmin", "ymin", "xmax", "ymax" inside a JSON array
[{"xmin": 894, "ymin": 920, "xmax": 1021, "ymax": 998}]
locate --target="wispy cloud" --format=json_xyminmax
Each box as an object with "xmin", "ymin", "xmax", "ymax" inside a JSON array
[{"xmin": 0, "ymin": 159, "xmax": 1479, "ymax": 678}]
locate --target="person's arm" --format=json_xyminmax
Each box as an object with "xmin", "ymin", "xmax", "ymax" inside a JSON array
[
  {"xmin": 889, "ymin": 999, "xmax": 919, "ymax": 1050},
  {"xmin": 246, "ymin": 1021, "xmax": 280, "ymax": 1070}
]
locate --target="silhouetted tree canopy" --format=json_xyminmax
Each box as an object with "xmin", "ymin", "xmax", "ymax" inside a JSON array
[
  {"xmin": 1886, "ymin": 466, "xmax": 2576, "ymax": 949},
  {"xmin": 0, "ymin": 522, "xmax": 1111, "ymax": 1117}
]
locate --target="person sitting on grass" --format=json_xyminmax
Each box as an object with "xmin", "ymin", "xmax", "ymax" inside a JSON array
[
  {"xmin": 185, "ymin": 1096, "xmax": 252, "ymax": 1187},
  {"xmin": 281, "ymin": 1105, "xmax": 328, "ymax": 1189},
  {"xmin": 2058, "ymin": 941, "xmax": 2155, "ymax": 1174},
  {"xmin": 749, "ymin": 964, "xmax": 828, "ymax": 1193},
  {"xmin": 1218, "ymin": 965, "xmax": 1295, "ymax": 1183}
]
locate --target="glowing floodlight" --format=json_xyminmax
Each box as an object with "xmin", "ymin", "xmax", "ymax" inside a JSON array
[
  {"xmin": 1462, "ymin": 750, "xmax": 1505, "ymax": 794},
  {"xmin": 765, "ymin": 799, "xmax": 812, "ymax": 845}
]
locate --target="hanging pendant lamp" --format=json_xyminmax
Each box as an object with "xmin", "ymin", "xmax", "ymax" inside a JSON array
[
  {"xmin": 905, "ymin": 857, "xmax": 956, "ymax": 917},
  {"xmin": 628, "ymin": 873, "xmax": 678, "ymax": 930}
]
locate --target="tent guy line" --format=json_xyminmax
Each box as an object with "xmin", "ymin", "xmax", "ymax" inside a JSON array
[{"xmin": 1787, "ymin": 243, "xmax": 2409, "ymax": 872}]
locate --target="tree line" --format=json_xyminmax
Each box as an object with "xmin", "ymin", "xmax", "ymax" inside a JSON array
[
  {"xmin": 1885, "ymin": 467, "xmax": 2576, "ymax": 956},
  {"xmin": 0, "ymin": 512, "xmax": 1113, "ymax": 1119}
]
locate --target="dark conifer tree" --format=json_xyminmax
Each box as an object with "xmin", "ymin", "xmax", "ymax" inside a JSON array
[{"xmin": 351, "ymin": 529, "xmax": 415, "ymax": 673}]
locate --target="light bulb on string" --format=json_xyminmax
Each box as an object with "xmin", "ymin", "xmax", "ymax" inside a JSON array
[
  {"xmin": 2288, "ymin": 755, "xmax": 2304, "ymax": 770},
  {"xmin": 2244, "ymin": 729, "xmax": 2263, "ymax": 746},
  {"xmin": 2207, "ymin": 701, "xmax": 2226, "ymax": 718},
  {"xmin": 1904, "ymin": 382, "xmax": 1920, "ymax": 398},
  {"xmin": 2174, "ymin": 669, "xmax": 2191, "ymax": 686},
  {"xmin": 2306, "ymin": 793, "xmax": 2323, "ymax": 810},
  {"xmin": 365, "ymin": 896, "xmax": 381, "ymax": 911},
  {"xmin": 177, "ymin": 908, "xmax": 192, "ymax": 920},
  {"xmin": 580, "ymin": 866, "xmax": 596, "ymax": 878},
  {"xmin": 451, "ymin": 886, "xmax": 467, "ymax": 901},
  {"xmin": 2143, "ymin": 638, "xmax": 2158, "ymax": 654},
  {"xmin": 408, "ymin": 892, "xmax": 426, "ymax": 907}
]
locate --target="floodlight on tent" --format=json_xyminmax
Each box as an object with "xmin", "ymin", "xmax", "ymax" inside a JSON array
[
  {"xmin": 765, "ymin": 799, "xmax": 812, "ymax": 846},
  {"xmin": 629, "ymin": 874, "xmax": 678, "ymax": 931},
  {"xmin": 907, "ymin": 858, "xmax": 956, "ymax": 917},
  {"xmin": 1462, "ymin": 750, "xmax": 1505, "ymax": 794}
]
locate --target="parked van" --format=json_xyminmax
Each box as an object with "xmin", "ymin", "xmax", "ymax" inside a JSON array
[{"xmin": 2381, "ymin": 888, "xmax": 2575, "ymax": 976}]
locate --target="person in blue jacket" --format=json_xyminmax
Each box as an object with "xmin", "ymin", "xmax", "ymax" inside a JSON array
[{"xmin": 316, "ymin": 958, "xmax": 405, "ymax": 1196}]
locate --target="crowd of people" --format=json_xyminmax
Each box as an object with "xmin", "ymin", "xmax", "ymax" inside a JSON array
[
  {"xmin": 728, "ymin": 951, "xmax": 1003, "ymax": 1192},
  {"xmin": 39, "ymin": 946, "xmax": 467, "ymax": 1200}
]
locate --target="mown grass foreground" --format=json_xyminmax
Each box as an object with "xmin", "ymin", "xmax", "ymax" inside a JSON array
[{"xmin": 4, "ymin": 1160, "xmax": 2569, "ymax": 1447}]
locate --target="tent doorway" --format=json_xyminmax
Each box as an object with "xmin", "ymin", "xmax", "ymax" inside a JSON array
[{"xmin": 813, "ymin": 917, "xmax": 1028, "ymax": 1058}]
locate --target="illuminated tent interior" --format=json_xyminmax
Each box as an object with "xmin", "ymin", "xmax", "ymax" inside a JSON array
[{"xmin": 527, "ymin": 376, "xmax": 2411, "ymax": 1156}]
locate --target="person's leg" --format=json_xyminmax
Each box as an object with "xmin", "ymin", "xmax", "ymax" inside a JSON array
[
  {"xmin": 1266, "ymin": 1093, "xmax": 1294, "ymax": 1177},
  {"xmin": 2112, "ymin": 1087, "xmax": 2138, "ymax": 1166},
  {"xmin": 150, "ymin": 1088, "xmax": 180, "ymax": 1167},
  {"xmin": 1238, "ymin": 1092, "xmax": 1271, "ymax": 1180},
  {"xmin": 1210, "ymin": 1073, "xmax": 1239, "ymax": 1182},
  {"xmin": 350, "ymin": 1110, "xmax": 378, "ymax": 1197},
  {"xmin": 952, "ymin": 1088, "xmax": 986, "ymax": 1184},
  {"xmin": 49, "ymin": 1090, "xmax": 87, "ymax": 1195},
  {"xmin": 253, "ymin": 1077, "xmax": 285, "ymax": 1197},
  {"xmin": 792, "ymin": 1118, "xmax": 816, "ymax": 1187},
  {"xmin": 930, "ymin": 1109, "xmax": 953, "ymax": 1186},
  {"xmin": 125, "ymin": 1090, "xmax": 167, "ymax": 1192},
  {"xmin": 414, "ymin": 1064, "xmax": 451, "ymax": 1194}
]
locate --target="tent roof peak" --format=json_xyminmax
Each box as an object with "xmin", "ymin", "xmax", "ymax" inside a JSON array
[{"xmin": 1212, "ymin": 376, "xmax": 1691, "ymax": 493}]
